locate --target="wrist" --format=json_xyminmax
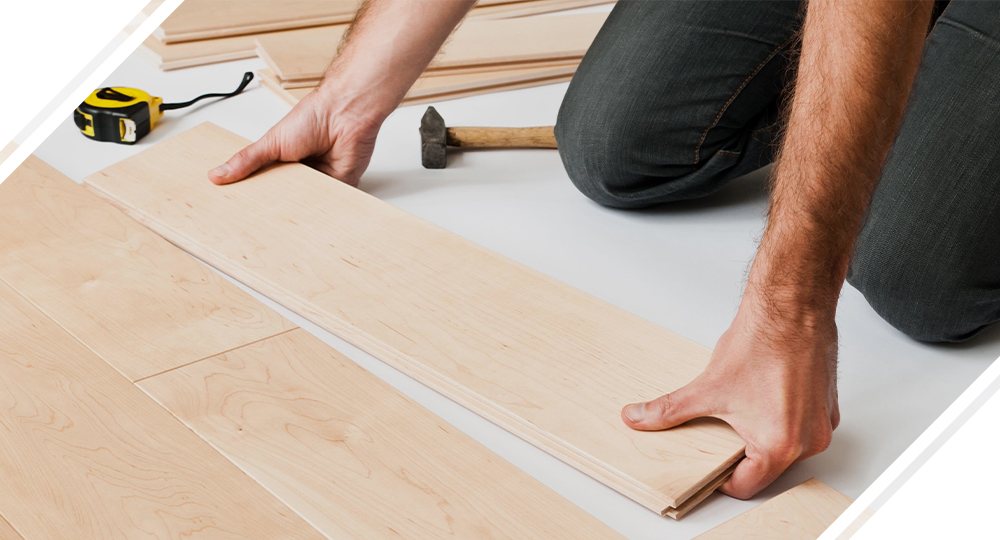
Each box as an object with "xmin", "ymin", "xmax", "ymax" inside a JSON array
[{"xmin": 315, "ymin": 59, "xmax": 402, "ymax": 127}]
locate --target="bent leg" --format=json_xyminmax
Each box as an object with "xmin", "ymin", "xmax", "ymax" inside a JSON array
[
  {"xmin": 848, "ymin": 0, "xmax": 1000, "ymax": 342},
  {"xmin": 555, "ymin": 0, "xmax": 803, "ymax": 208}
]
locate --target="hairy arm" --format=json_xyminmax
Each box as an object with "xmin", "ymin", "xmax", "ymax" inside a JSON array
[
  {"xmin": 210, "ymin": 0, "xmax": 475, "ymax": 185},
  {"xmin": 623, "ymin": 0, "xmax": 934, "ymax": 498}
]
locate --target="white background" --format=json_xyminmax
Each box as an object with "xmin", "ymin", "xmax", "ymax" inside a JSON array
[
  {"xmin": 0, "ymin": 0, "xmax": 148, "ymax": 154},
  {"xmin": 5, "ymin": 1, "xmax": 1000, "ymax": 538}
]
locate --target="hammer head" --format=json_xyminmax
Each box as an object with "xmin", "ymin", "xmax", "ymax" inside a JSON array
[{"xmin": 420, "ymin": 106, "xmax": 448, "ymax": 169}]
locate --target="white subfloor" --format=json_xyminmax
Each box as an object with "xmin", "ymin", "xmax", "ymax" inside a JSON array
[{"xmin": 34, "ymin": 53, "xmax": 1000, "ymax": 539}]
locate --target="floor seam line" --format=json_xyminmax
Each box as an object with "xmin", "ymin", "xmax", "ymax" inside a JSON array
[{"xmin": 133, "ymin": 327, "xmax": 299, "ymax": 383}]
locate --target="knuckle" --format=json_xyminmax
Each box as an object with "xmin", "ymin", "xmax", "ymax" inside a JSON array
[{"xmin": 770, "ymin": 434, "xmax": 804, "ymax": 465}]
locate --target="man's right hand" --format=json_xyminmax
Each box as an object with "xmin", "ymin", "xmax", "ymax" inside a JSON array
[{"xmin": 208, "ymin": 88, "xmax": 382, "ymax": 187}]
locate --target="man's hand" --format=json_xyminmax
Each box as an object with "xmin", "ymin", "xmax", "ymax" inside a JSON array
[
  {"xmin": 623, "ymin": 290, "xmax": 840, "ymax": 499},
  {"xmin": 209, "ymin": 90, "xmax": 380, "ymax": 186},
  {"xmin": 623, "ymin": 0, "xmax": 935, "ymax": 499},
  {"xmin": 209, "ymin": 0, "xmax": 475, "ymax": 186}
]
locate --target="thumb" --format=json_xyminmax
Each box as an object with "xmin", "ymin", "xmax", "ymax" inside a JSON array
[
  {"xmin": 209, "ymin": 135, "xmax": 279, "ymax": 185},
  {"xmin": 621, "ymin": 380, "xmax": 715, "ymax": 431}
]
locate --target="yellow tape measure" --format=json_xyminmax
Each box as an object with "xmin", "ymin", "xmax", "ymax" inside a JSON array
[{"xmin": 74, "ymin": 72, "xmax": 253, "ymax": 145}]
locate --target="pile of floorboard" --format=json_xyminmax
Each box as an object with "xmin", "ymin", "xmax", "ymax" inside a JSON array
[
  {"xmin": 140, "ymin": 0, "xmax": 610, "ymax": 70},
  {"xmin": 256, "ymin": 12, "xmax": 606, "ymax": 106},
  {"xmin": 138, "ymin": 0, "xmax": 610, "ymax": 107}
]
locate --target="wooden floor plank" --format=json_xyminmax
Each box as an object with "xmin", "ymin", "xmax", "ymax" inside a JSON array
[
  {"xmin": 693, "ymin": 479, "xmax": 853, "ymax": 540},
  {"xmin": 0, "ymin": 157, "xmax": 293, "ymax": 382},
  {"xmin": 153, "ymin": 0, "xmax": 575, "ymax": 44},
  {"xmin": 86, "ymin": 122, "xmax": 745, "ymax": 515},
  {"xmin": 139, "ymin": 328, "xmax": 625, "ymax": 540},
  {"xmin": 260, "ymin": 70, "xmax": 575, "ymax": 108},
  {"xmin": 0, "ymin": 516, "xmax": 25, "ymax": 540},
  {"xmin": 155, "ymin": 0, "xmax": 361, "ymax": 43},
  {"xmin": 8, "ymin": 156, "xmax": 626, "ymax": 537},
  {"xmin": 257, "ymin": 11, "xmax": 607, "ymax": 81},
  {"xmin": 0, "ymin": 281, "xmax": 325, "ymax": 540}
]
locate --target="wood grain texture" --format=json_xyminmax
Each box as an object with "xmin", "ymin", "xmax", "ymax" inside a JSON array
[
  {"xmin": 0, "ymin": 516, "xmax": 24, "ymax": 540},
  {"xmin": 139, "ymin": 34, "xmax": 260, "ymax": 70},
  {"xmin": 259, "ymin": 69, "xmax": 574, "ymax": 108},
  {"xmin": 154, "ymin": 0, "xmax": 577, "ymax": 43},
  {"xmin": 693, "ymin": 479, "xmax": 852, "ymax": 540},
  {"xmin": 140, "ymin": 329, "xmax": 626, "ymax": 540},
  {"xmin": 273, "ymin": 62, "xmax": 578, "ymax": 91},
  {"xmin": 446, "ymin": 126, "xmax": 557, "ymax": 148},
  {"xmin": 155, "ymin": 0, "xmax": 361, "ymax": 43},
  {"xmin": 257, "ymin": 11, "xmax": 607, "ymax": 81},
  {"xmin": 0, "ymin": 281, "xmax": 325, "ymax": 540},
  {"xmin": 0, "ymin": 157, "xmax": 292, "ymax": 382},
  {"xmin": 86, "ymin": 122, "xmax": 745, "ymax": 515}
]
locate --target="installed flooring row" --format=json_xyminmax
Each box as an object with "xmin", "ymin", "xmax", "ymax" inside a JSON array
[{"xmin": 0, "ymin": 156, "xmax": 621, "ymax": 539}]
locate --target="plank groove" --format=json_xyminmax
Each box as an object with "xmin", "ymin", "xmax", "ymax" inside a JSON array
[
  {"xmin": 0, "ymin": 281, "xmax": 325, "ymax": 540},
  {"xmin": 0, "ymin": 157, "xmax": 293, "ymax": 381},
  {"xmin": 86, "ymin": 122, "xmax": 746, "ymax": 515},
  {"xmin": 693, "ymin": 479, "xmax": 853, "ymax": 540},
  {"xmin": 140, "ymin": 329, "xmax": 625, "ymax": 539}
]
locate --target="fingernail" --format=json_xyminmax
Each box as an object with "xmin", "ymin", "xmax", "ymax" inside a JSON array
[
  {"xmin": 210, "ymin": 164, "xmax": 231, "ymax": 178},
  {"xmin": 624, "ymin": 403, "xmax": 646, "ymax": 423}
]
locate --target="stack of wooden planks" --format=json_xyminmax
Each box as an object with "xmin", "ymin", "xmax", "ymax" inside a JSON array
[
  {"xmin": 256, "ymin": 11, "xmax": 606, "ymax": 106},
  {"xmin": 140, "ymin": 0, "xmax": 612, "ymax": 71}
]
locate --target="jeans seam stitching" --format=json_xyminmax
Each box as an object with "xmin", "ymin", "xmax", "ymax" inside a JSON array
[{"xmin": 693, "ymin": 34, "xmax": 796, "ymax": 165}]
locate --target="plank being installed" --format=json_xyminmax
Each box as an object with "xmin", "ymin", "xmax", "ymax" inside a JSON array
[
  {"xmin": 0, "ymin": 156, "xmax": 293, "ymax": 382},
  {"xmin": 86, "ymin": 122, "xmax": 746, "ymax": 516},
  {"xmin": 257, "ymin": 11, "xmax": 607, "ymax": 82},
  {"xmin": 693, "ymin": 479, "xmax": 853, "ymax": 540},
  {"xmin": 0, "ymin": 281, "xmax": 325, "ymax": 540},
  {"xmin": 140, "ymin": 329, "xmax": 626, "ymax": 539},
  {"xmin": 3, "ymin": 157, "xmax": 626, "ymax": 538}
]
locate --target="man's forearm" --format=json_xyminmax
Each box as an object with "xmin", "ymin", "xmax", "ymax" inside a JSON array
[
  {"xmin": 318, "ymin": 0, "xmax": 476, "ymax": 122},
  {"xmin": 751, "ymin": 0, "xmax": 933, "ymax": 320}
]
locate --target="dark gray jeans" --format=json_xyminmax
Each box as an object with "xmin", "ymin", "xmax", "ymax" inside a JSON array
[{"xmin": 555, "ymin": 0, "xmax": 1000, "ymax": 343}]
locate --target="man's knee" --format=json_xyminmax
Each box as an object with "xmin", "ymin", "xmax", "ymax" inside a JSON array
[
  {"xmin": 554, "ymin": 95, "xmax": 659, "ymax": 209},
  {"xmin": 555, "ymin": 89, "xmax": 745, "ymax": 210},
  {"xmin": 848, "ymin": 235, "xmax": 993, "ymax": 343}
]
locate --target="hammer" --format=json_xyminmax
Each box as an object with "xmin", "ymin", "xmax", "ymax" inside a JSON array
[{"xmin": 420, "ymin": 106, "xmax": 557, "ymax": 169}]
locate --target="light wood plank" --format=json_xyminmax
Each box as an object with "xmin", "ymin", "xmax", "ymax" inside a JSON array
[
  {"xmin": 139, "ymin": 34, "xmax": 260, "ymax": 71},
  {"xmin": 270, "ymin": 62, "xmax": 577, "ymax": 91},
  {"xmin": 259, "ymin": 69, "xmax": 575, "ymax": 108},
  {"xmin": 0, "ymin": 516, "xmax": 24, "ymax": 540},
  {"xmin": 6, "ymin": 155, "xmax": 626, "ymax": 537},
  {"xmin": 142, "ymin": 0, "xmax": 604, "ymax": 70},
  {"xmin": 0, "ymin": 157, "xmax": 293, "ymax": 381},
  {"xmin": 140, "ymin": 328, "xmax": 625, "ymax": 540},
  {"xmin": 86, "ymin": 122, "xmax": 745, "ymax": 515},
  {"xmin": 257, "ymin": 11, "xmax": 607, "ymax": 82},
  {"xmin": 0, "ymin": 281, "xmax": 324, "ymax": 540},
  {"xmin": 155, "ymin": 0, "xmax": 361, "ymax": 43},
  {"xmin": 153, "ymin": 0, "xmax": 559, "ymax": 44},
  {"xmin": 693, "ymin": 479, "xmax": 853, "ymax": 540}
]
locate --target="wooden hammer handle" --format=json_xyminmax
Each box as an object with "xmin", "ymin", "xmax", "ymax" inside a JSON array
[{"xmin": 445, "ymin": 126, "xmax": 557, "ymax": 148}]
